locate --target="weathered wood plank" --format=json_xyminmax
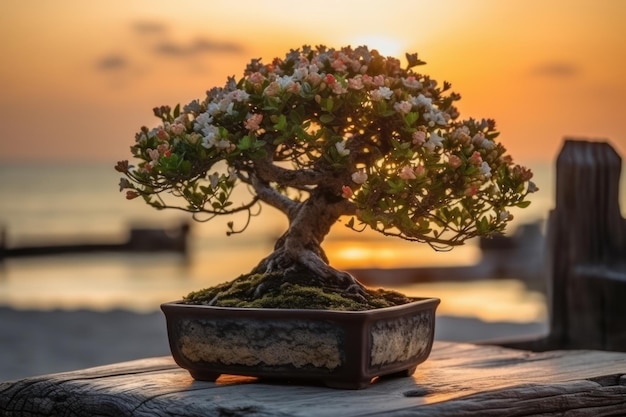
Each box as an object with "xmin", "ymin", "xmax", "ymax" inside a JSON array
[
  {"xmin": 376, "ymin": 379, "xmax": 626, "ymax": 417},
  {"xmin": 2, "ymin": 342, "xmax": 625, "ymax": 416}
]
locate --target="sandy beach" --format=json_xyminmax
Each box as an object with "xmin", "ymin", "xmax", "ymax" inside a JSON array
[{"xmin": 0, "ymin": 306, "xmax": 547, "ymax": 382}]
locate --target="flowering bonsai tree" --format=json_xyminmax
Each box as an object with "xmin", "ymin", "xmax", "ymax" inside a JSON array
[{"xmin": 116, "ymin": 45, "xmax": 536, "ymax": 309}]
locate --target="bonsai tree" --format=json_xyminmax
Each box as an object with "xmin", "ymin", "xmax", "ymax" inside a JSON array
[{"xmin": 116, "ymin": 45, "xmax": 536, "ymax": 309}]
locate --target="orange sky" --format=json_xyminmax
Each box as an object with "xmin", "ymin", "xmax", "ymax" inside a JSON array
[{"xmin": 1, "ymin": 0, "xmax": 625, "ymax": 165}]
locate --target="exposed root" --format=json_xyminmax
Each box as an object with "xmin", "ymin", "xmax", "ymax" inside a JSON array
[
  {"xmin": 184, "ymin": 251, "xmax": 412, "ymax": 310},
  {"xmin": 251, "ymin": 248, "xmax": 370, "ymax": 301}
]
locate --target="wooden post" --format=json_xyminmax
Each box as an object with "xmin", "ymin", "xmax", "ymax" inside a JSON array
[
  {"xmin": 547, "ymin": 139, "xmax": 626, "ymax": 351},
  {"xmin": 497, "ymin": 139, "xmax": 626, "ymax": 352}
]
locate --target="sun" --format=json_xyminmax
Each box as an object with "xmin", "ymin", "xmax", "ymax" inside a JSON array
[{"xmin": 349, "ymin": 35, "xmax": 406, "ymax": 58}]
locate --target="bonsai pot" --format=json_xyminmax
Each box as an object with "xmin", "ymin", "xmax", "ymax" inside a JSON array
[{"xmin": 161, "ymin": 297, "xmax": 440, "ymax": 389}]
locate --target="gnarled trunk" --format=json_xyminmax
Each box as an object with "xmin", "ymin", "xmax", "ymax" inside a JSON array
[{"xmin": 252, "ymin": 187, "xmax": 365, "ymax": 294}]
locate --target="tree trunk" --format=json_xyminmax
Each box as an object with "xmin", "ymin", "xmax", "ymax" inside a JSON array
[{"xmin": 252, "ymin": 187, "xmax": 363, "ymax": 293}]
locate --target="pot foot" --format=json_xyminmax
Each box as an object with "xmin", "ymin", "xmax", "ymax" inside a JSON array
[
  {"xmin": 384, "ymin": 366, "xmax": 418, "ymax": 379},
  {"xmin": 189, "ymin": 370, "xmax": 221, "ymax": 382},
  {"xmin": 324, "ymin": 378, "xmax": 372, "ymax": 390}
]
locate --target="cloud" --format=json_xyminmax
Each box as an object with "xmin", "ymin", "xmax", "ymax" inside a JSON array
[
  {"xmin": 96, "ymin": 54, "xmax": 128, "ymax": 71},
  {"xmin": 132, "ymin": 21, "xmax": 168, "ymax": 35},
  {"xmin": 129, "ymin": 20, "xmax": 244, "ymax": 57},
  {"xmin": 530, "ymin": 61, "xmax": 580, "ymax": 78},
  {"xmin": 94, "ymin": 21, "xmax": 245, "ymax": 82},
  {"xmin": 154, "ymin": 37, "xmax": 244, "ymax": 57}
]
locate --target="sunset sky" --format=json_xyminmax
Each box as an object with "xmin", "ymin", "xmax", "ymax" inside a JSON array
[{"xmin": 1, "ymin": 0, "xmax": 625, "ymax": 165}]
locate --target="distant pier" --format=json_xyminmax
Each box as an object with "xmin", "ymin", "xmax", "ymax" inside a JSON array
[{"xmin": 0, "ymin": 221, "xmax": 190, "ymax": 261}]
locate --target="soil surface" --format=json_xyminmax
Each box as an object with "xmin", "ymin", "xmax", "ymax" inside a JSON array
[{"xmin": 183, "ymin": 267, "xmax": 413, "ymax": 311}]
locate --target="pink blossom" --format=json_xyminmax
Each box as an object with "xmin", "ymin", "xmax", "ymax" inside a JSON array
[
  {"xmin": 147, "ymin": 148, "xmax": 160, "ymax": 161},
  {"xmin": 244, "ymin": 114, "xmax": 263, "ymax": 131},
  {"xmin": 126, "ymin": 190, "xmax": 140, "ymax": 200},
  {"xmin": 341, "ymin": 185, "xmax": 354, "ymax": 199},
  {"xmin": 471, "ymin": 132, "xmax": 485, "ymax": 147},
  {"xmin": 325, "ymin": 74, "xmax": 336, "ymax": 85},
  {"xmin": 402, "ymin": 76, "xmax": 422, "ymax": 89},
  {"xmin": 285, "ymin": 81, "xmax": 301, "ymax": 94},
  {"xmin": 228, "ymin": 90, "xmax": 250, "ymax": 102},
  {"xmin": 448, "ymin": 155, "xmax": 462, "ymax": 168},
  {"xmin": 394, "ymin": 100, "xmax": 412, "ymax": 115},
  {"xmin": 157, "ymin": 143, "xmax": 171, "ymax": 157},
  {"xmin": 464, "ymin": 185, "xmax": 478, "ymax": 197},
  {"xmin": 347, "ymin": 76, "xmax": 364, "ymax": 90},
  {"xmin": 361, "ymin": 74, "xmax": 373, "ymax": 86},
  {"xmin": 170, "ymin": 123, "xmax": 185, "ymax": 135},
  {"xmin": 247, "ymin": 72, "xmax": 265, "ymax": 84},
  {"xmin": 263, "ymin": 81, "xmax": 281, "ymax": 97},
  {"xmin": 331, "ymin": 59, "xmax": 347, "ymax": 72},
  {"xmin": 156, "ymin": 129, "xmax": 169, "ymax": 141},
  {"xmin": 331, "ymin": 82, "xmax": 347, "ymax": 95},
  {"xmin": 372, "ymin": 75, "xmax": 385, "ymax": 86},
  {"xmin": 414, "ymin": 165, "xmax": 426, "ymax": 177},
  {"xmin": 514, "ymin": 165, "xmax": 534, "ymax": 181},
  {"xmin": 469, "ymin": 151, "xmax": 483, "ymax": 165},
  {"xmin": 399, "ymin": 165, "xmax": 417, "ymax": 180},
  {"xmin": 306, "ymin": 72, "xmax": 323, "ymax": 86},
  {"xmin": 452, "ymin": 127, "xmax": 471, "ymax": 144},
  {"xmin": 412, "ymin": 131, "xmax": 426, "ymax": 145}
]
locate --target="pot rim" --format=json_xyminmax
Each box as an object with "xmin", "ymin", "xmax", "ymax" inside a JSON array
[{"xmin": 161, "ymin": 297, "xmax": 440, "ymax": 320}]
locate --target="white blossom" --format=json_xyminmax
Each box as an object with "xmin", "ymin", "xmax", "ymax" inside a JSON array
[
  {"xmin": 351, "ymin": 170, "xmax": 368, "ymax": 184},
  {"xmin": 412, "ymin": 94, "xmax": 432, "ymax": 109},
  {"xmin": 201, "ymin": 125, "xmax": 221, "ymax": 149},
  {"xmin": 480, "ymin": 161, "xmax": 492, "ymax": 178},
  {"xmin": 481, "ymin": 140, "xmax": 496, "ymax": 150},
  {"xmin": 499, "ymin": 210, "xmax": 512, "ymax": 222},
  {"xmin": 370, "ymin": 86, "xmax": 393, "ymax": 101},
  {"xmin": 194, "ymin": 112, "xmax": 213, "ymax": 132},
  {"xmin": 424, "ymin": 132, "xmax": 444, "ymax": 152},
  {"xmin": 209, "ymin": 173, "xmax": 219, "ymax": 189},
  {"xmin": 335, "ymin": 140, "xmax": 350, "ymax": 156}
]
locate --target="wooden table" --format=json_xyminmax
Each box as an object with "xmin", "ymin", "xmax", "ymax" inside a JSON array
[{"xmin": 1, "ymin": 342, "xmax": 625, "ymax": 416}]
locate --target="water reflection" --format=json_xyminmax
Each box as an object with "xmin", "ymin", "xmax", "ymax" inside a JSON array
[{"xmin": 0, "ymin": 246, "xmax": 546, "ymax": 324}]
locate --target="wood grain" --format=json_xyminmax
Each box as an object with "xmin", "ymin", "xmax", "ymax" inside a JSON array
[{"xmin": 2, "ymin": 342, "xmax": 625, "ymax": 416}]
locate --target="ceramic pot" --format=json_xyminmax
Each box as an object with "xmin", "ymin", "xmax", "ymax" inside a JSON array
[{"xmin": 161, "ymin": 297, "xmax": 439, "ymax": 389}]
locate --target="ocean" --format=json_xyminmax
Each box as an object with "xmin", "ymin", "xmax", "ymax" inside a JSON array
[{"xmin": 0, "ymin": 160, "xmax": 609, "ymax": 323}]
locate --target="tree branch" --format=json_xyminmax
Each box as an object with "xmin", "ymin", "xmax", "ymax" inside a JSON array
[
  {"xmin": 250, "ymin": 175, "xmax": 298, "ymax": 215},
  {"xmin": 255, "ymin": 158, "xmax": 326, "ymax": 187}
]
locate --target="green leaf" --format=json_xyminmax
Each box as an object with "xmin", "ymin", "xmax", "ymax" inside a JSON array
[
  {"xmin": 320, "ymin": 114, "xmax": 335, "ymax": 124},
  {"xmin": 323, "ymin": 97, "xmax": 334, "ymax": 112},
  {"xmin": 274, "ymin": 114, "xmax": 287, "ymax": 131},
  {"xmin": 477, "ymin": 216, "xmax": 490, "ymax": 234},
  {"xmin": 238, "ymin": 135, "xmax": 252, "ymax": 150},
  {"xmin": 404, "ymin": 112, "xmax": 419, "ymax": 126}
]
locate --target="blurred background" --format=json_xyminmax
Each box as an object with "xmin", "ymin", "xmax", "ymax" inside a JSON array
[{"xmin": 1, "ymin": 0, "xmax": 625, "ymax": 380}]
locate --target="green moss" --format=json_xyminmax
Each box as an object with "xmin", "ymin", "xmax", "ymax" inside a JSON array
[{"xmin": 183, "ymin": 269, "xmax": 412, "ymax": 311}]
